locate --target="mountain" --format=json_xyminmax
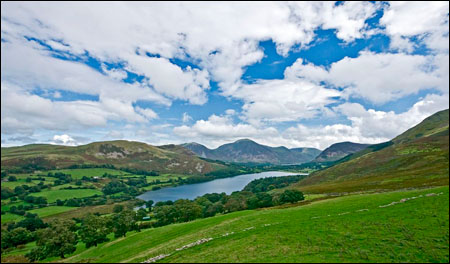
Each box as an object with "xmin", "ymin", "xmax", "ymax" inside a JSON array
[
  {"xmin": 182, "ymin": 139, "xmax": 321, "ymax": 164},
  {"xmin": 181, "ymin": 142, "xmax": 215, "ymax": 159},
  {"xmin": 1, "ymin": 140, "xmax": 226, "ymax": 175},
  {"xmin": 296, "ymin": 109, "xmax": 449, "ymax": 193},
  {"xmin": 313, "ymin": 142, "xmax": 371, "ymax": 162}
]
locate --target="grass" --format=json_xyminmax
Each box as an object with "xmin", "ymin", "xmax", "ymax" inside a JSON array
[
  {"xmin": 59, "ymin": 186, "xmax": 448, "ymax": 263},
  {"xmin": 48, "ymin": 168, "xmax": 130, "ymax": 179},
  {"xmin": 1, "ymin": 213, "xmax": 24, "ymax": 224},
  {"xmin": 29, "ymin": 189, "xmax": 102, "ymax": 203},
  {"xmin": 28, "ymin": 206, "xmax": 76, "ymax": 218}
]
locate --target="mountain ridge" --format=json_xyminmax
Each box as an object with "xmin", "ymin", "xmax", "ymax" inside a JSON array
[{"xmin": 182, "ymin": 139, "xmax": 321, "ymax": 165}]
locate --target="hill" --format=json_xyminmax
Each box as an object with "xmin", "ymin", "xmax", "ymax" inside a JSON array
[
  {"xmin": 296, "ymin": 109, "xmax": 449, "ymax": 193},
  {"xmin": 55, "ymin": 186, "xmax": 448, "ymax": 263},
  {"xmin": 313, "ymin": 142, "xmax": 370, "ymax": 162},
  {"xmin": 1, "ymin": 140, "xmax": 226, "ymax": 175},
  {"xmin": 182, "ymin": 139, "xmax": 321, "ymax": 164}
]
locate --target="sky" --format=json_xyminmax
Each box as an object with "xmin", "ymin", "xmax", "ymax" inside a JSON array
[{"xmin": 1, "ymin": 1, "xmax": 449, "ymax": 150}]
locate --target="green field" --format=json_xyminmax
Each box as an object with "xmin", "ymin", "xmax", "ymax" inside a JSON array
[
  {"xmin": 60, "ymin": 186, "xmax": 448, "ymax": 263},
  {"xmin": 28, "ymin": 206, "xmax": 76, "ymax": 218},
  {"xmin": 48, "ymin": 168, "xmax": 130, "ymax": 179},
  {"xmin": 1, "ymin": 213, "xmax": 24, "ymax": 224},
  {"xmin": 29, "ymin": 189, "xmax": 102, "ymax": 203}
]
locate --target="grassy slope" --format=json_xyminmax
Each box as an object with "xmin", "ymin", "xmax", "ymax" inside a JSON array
[
  {"xmin": 1, "ymin": 140, "xmax": 226, "ymax": 175},
  {"xmin": 295, "ymin": 109, "xmax": 449, "ymax": 194},
  {"xmin": 62, "ymin": 186, "xmax": 449, "ymax": 263}
]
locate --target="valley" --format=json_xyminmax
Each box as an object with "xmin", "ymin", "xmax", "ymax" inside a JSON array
[{"xmin": 1, "ymin": 109, "xmax": 449, "ymax": 263}]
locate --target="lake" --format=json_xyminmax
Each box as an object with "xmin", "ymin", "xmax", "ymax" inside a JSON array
[{"xmin": 137, "ymin": 171, "xmax": 305, "ymax": 203}]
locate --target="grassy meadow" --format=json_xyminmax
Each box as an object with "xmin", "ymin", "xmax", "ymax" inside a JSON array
[{"xmin": 50, "ymin": 186, "xmax": 449, "ymax": 263}]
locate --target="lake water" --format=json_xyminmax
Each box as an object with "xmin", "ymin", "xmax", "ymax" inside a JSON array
[{"xmin": 137, "ymin": 171, "xmax": 305, "ymax": 203}]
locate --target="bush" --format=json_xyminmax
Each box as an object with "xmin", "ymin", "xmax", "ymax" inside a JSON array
[{"xmin": 279, "ymin": 190, "xmax": 304, "ymax": 204}]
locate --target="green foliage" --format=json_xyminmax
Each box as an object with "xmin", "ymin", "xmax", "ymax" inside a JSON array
[
  {"xmin": 243, "ymin": 175, "xmax": 307, "ymax": 193},
  {"xmin": 1, "ymin": 227, "xmax": 34, "ymax": 249},
  {"xmin": 111, "ymin": 210, "xmax": 138, "ymax": 238},
  {"xmin": 79, "ymin": 214, "xmax": 110, "ymax": 248},
  {"xmin": 26, "ymin": 219, "xmax": 78, "ymax": 260},
  {"xmin": 1, "ymin": 187, "xmax": 15, "ymax": 199},
  {"xmin": 278, "ymin": 189, "xmax": 304, "ymax": 204},
  {"xmin": 136, "ymin": 208, "xmax": 147, "ymax": 220},
  {"xmin": 102, "ymin": 180, "xmax": 128, "ymax": 195},
  {"xmin": 12, "ymin": 213, "xmax": 47, "ymax": 232},
  {"xmin": 8, "ymin": 175, "xmax": 18, "ymax": 182}
]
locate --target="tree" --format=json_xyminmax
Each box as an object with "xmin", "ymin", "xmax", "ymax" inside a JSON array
[
  {"xmin": 14, "ymin": 186, "xmax": 26, "ymax": 196},
  {"xmin": 247, "ymin": 192, "xmax": 273, "ymax": 209},
  {"xmin": 112, "ymin": 210, "xmax": 137, "ymax": 238},
  {"xmin": 279, "ymin": 190, "xmax": 304, "ymax": 204},
  {"xmin": 153, "ymin": 205, "xmax": 178, "ymax": 226},
  {"xmin": 1, "ymin": 187, "xmax": 15, "ymax": 199},
  {"xmin": 136, "ymin": 208, "xmax": 147, "ymax": 220},
  {"xmin": 8, "ymin": 175, "xmax": 17, "ymax": 182},
  {"xmin": 2, "ymin": 227, "xmax": 34, "ymax": 248},
  {"xmin": 174, "ymin": 200, "xmax": 202, "ymax": 222},
  {"xmin": 145, "ymin": 200, "xmax": 154, "ymax": 212},
  {"xmin": 102, "ymin": 181, "xmax": 128, "ymax": 195},
  {"xmin": 31, "ymin": 219, "xmax": 78, "ymax": 259},
  {"xmin": 204, "ymin": 202, "xmax": 224, "ymax": 217},
  {"xmin": 13, "ymin": 213, "xmax": 47, "ymax": 231},
  {"xmin": 79, "ymin": 214, "xmax": 110, "ymax": 248}
]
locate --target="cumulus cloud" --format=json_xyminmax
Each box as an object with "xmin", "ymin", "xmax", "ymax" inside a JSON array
[
  {"xmin": 1, "ymin": 82, "xmax": 157, "ymax": 135},
  {"xmin": 51, "ymin": 134, "xmax": 78, "ymax": 146},
  {"xmin": 1, "ymin": 1, "xmax": 380, "ymax": 94},
  {"xmin": 380, "ymin": 1, "xmax": 449, "ymax": 52},
  {"xmin": 233, "ymin": 79, "xmax": 340, "ymax": 124},
  {"xmin": 286, "ymin": 52, "xmax": 449, "ymax": 104}
]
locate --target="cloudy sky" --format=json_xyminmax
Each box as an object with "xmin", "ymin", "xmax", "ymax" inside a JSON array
[{"xmin": 1, "ymin": 1, "xmax": 449, "ymax": 150}]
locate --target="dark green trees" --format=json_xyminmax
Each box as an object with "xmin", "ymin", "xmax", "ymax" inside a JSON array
[
  {"xmin": 279, "ymin": 190, "xmax": 304, "ymax": 204},
  {"xmin": 27, "ymin": 219, "xmax": 78, "ymax": 260},
  {"xmin": 79, "ymin": 214, "xmax": 110, "ymax": 248},
  {"xmin": 111, "ymin": 210, "xmax": 137, "ymax": 238}
]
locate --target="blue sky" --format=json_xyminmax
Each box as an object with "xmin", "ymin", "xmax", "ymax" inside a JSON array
[{"xmin": 1, "ymin": 2, "xmax": 449, "ymax": 149}]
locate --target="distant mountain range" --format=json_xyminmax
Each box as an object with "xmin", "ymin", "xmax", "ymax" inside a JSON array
[
  {"xmin": 296, "ymin": 109, "xmax": 449, "ymax": 193},
  {"xmin": 182, "ymin": 139, "xmax": 321, "ymax": 165},
  {"xmin": 313, "ymin": 142, "xmax": 371, "ymax": 162}
]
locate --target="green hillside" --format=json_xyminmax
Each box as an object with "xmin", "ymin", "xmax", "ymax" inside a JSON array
[
  {"xmin": 296, "ymin": 109, "xmax": 449, "ymax": 193},
  {"xmin": 52, "ymin": 186, "xmax": 448, "ymax": 263},
  {"xmin": 1, "ymin": 140, "xmax": 226, "ymax": 175}
]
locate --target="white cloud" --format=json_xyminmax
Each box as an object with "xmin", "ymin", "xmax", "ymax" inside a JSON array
[
  {"xmin": 380, "ymin": 1, "xmax": 449, "ymax": 52},
  {"xmin": 182, "ymin": 112, "xmax": 192, "ymax": 123},
  {"xmin": 287, "ymin": 52, "xmax": 449, "ymax": 104},
  {"xmin": 334, "ymin": 94, "xmax": 449, "ymax": 140},
  {"xmin": 51, "ymin": 134, "xmax": 78, "ymax": 146},
  {"xmin": 234, "ymin": 79, "xmax": 340, "ymax": 124},
  {"xmin": 1, "ymin": 82, "xmax": 158, "ymax": 135},
  {"xmin": 1, "ymin": 1, "xmax": 380, "ymax": 95},
  {"xmin": 125, "ymin": 55, "xmax": 210, "ymax": 105},
  {"xmin": 135, "ymin": 107, "xmax": 158, "ymax": 121}
]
